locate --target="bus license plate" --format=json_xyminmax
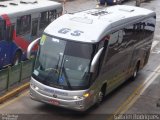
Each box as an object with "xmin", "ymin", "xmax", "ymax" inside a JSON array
[{"xmin": 49, "ymin": 100, "xmax": 59, "ymax": 105}]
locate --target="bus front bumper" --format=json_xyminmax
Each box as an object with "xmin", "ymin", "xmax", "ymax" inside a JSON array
[{"xmin": 30, "ymin": 87, "xmax": 89, "ymax": 111}]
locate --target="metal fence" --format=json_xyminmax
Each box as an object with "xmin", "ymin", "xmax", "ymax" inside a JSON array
[{"xmin": 0, "ymin": 58, "xmax": 35, "ymax": 93}]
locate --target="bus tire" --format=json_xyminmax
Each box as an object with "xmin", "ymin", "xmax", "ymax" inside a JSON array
[
  {"xmin": 13, "ymin": 51, "xmax": 22, "ymax": 66},
  {"xmin": 131, "ymin": 62, "xmax": 139, "ymax": 81}
]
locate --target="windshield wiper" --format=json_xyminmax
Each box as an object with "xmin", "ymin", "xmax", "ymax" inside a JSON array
[
  {"xmin": 55, "ymin": 53, "xmax": 63, "ymax": 72},
  {"xmin": 62, "ymin": 67, "xmax": 72, "ymax": 90},
  {"xmin": 57, "ymin": 53, "xmax": 72, "ymax": 90}
]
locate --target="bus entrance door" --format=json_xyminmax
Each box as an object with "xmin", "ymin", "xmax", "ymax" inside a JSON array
[
  {"xmin": 0, "ymin": 19, "xmax": 7, "ymax": 68},
  {"xmin": 0, "ymin": 23, "xmax": 15, "ymax": 67}
]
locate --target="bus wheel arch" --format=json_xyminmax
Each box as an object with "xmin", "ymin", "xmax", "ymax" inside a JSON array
[{"xmin": 12, "ymin": 50, "xmax": 22, "ymax": 66}]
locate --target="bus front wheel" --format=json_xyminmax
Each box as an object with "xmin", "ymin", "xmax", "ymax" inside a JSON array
[
  {"xmin": 97, "ymin": 90, "xmax": 104, "ymax": 105},
  {"xmin": 96, "ymin": 84, "xmax": 106, "ymax": 105},
  {"xmin": 13, "ymin": 51, "xmax": 21, "ymax": 66}
]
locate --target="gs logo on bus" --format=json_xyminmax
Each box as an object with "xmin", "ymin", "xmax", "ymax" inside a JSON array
[{"xmin": 58, "ymin": 28, "xmax": 84, "ymax": 36}]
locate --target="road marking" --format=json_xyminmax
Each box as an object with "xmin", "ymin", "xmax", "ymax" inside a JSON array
[
  {"xmin": 151, "ymin": 40, "xmax": 159, "ymax": 50},
  {"xmin": 108, "ymin": 64, "xmax": 160, "ymax": 120},
  {"xmin": 0, "ymin": 90, "xmax": 29, "ymax": 110}
]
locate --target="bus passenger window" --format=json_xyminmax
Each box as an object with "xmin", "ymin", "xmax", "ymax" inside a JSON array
[
  {"xmin": 108, "ymin": 32, "xmax": 119, "ymax": 48},
  {"xmin": 143, "ymin": 17, "xmax": 155, "ymax": 39},
  {"xmin": 105, "ymin": 31, "xmax": 120, "ymax": 62},
  {"xmin": 31, "ymin": 19, "xmax": 38, "ymax": 36},
  {"xmin": 123, "ymin": 25, "xmax": 134, "ymax": 47},
  {"xmin": 118, "ymin": 30, "xmax": 123, "ymax": 44},
  {"xmin": 39, "ymin": 11, "xmax": 49, "ymax": 29},
  {"xmin": 49, "ymin": 10, "xmax": 57, "ymax": 22},
  {"xmin": 6, "ymin": 25, "xmax": 14, "ymax": 41},
  {"xmin": 16, "ymin": 15, "xmax": 31, "ymax": 35}
]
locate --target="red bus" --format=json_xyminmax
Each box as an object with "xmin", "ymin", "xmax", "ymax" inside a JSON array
[{"xmin": 0, "ymin": 0, "xmax": 62, "ymax": 68}]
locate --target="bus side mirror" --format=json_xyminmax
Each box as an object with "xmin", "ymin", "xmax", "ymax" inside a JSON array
[
  {"xmin": 90, "ymin": 47, "xmax": 104, "ymax": 73},
  {"xmin": 27, "ymin": 37, "xmax": 41, "ymax": 59}
]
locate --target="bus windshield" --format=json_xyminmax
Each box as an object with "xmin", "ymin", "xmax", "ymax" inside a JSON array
[{"xmin": 32, "ymin": 35, "xmax": 96, "ymax": 90}]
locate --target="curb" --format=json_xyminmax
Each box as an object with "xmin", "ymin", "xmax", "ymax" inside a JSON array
[{"xmin": 0, "ymin": 82, "xmax": 29, "ymax": 104}]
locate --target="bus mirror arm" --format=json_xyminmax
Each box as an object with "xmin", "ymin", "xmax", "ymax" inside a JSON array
[
  {"xmin": 27, "ymin": 37, "xmax": 41, "ymax": 59},
  {"xmin": 90, "ymin": 47, "xmax": 104, "ymax": 73}
]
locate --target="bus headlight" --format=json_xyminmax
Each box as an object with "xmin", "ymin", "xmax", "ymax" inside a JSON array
[
  {"xmin": 73, "ymin": 93, "xmax": 90, "ymax": 100},
  {"xmin": 35, "ymin": 86, "xmax": 39, "ymax": 91},
  {"xmin": 83, "ymin": 93, "xmax": 90, "ymax": 98},
  {"xmin": 30, "ymin": 83, "xmax": 39, "ymax": 91},
  {"xmin": 73, "ymin": 96, "xmax": 84, "ymax": 100}
]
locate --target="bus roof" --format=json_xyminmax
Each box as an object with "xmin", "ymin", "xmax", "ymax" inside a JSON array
[
  {"xmin": 0, "ymin": 0, "xmax": 62, "ymax": 16},
  {"xmin": 44, "ymin": 5, "xmax": 156, "ymax": 43}
]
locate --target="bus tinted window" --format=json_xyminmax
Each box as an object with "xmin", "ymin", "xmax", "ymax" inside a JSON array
[
  {"xmin": 39, "ymin": 11, "xmax": 49, "ymax": 29},
  {"xmin": 123, "ymin": 25, "xmax": 134, "ymax": 47},
  {"xmin": 16, "ymin": 15, "xmax": 31, "ymax": 35},
  {"xmin": 6, "ymin": 25, "xmax": 14, "ymax": 41},
  {"xmin": 31, "ymin": 19, "xmax": 38, "ymax": 36},
  {"xmin": 143, "ymin": 17, "xmax": 155, "ymax": 39},
  {"xmin": 49, "ymin": 10, "xmax": 57, "ymax": 22},
  {"xmin": 64, "ymin": 41, "xmax": 94, "ymax": 59}
]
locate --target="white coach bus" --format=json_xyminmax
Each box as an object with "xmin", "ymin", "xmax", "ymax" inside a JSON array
[{"xmin": 27, "ymin": 5, "xmax": 156, "ymax": 111}]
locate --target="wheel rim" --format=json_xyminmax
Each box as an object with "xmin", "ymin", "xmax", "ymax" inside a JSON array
[
  {"xmin": 97, "ymin": 91, "xmax": 103, "ymax": 104},
  {"xmin": 133, "ymin": 70, "xmax": 137, "ymax": 78},
  {"xmin": 13, "ymin": 54, "xmax": 20, "ymax": 66},
  {"xmin": 133, "ymin": 65, "xmax": 138, "ymax": 78},
  {"xmin": 14, "ymin": 58, "xmax": 19, "ymax": 66}
]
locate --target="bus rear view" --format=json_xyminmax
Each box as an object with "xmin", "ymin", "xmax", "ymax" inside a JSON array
[{"xmin": 28, "ymin": 5, "xmax": 156, "ymax": 111}]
